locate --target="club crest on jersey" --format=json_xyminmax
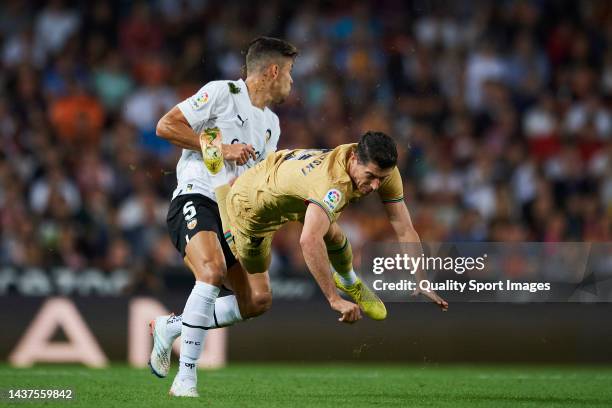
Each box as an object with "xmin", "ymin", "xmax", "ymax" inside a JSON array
[
  {"xmin": 265, "ymin": 129, "xmax": 272, "ymax": 143},
  {"xmin": 323, "ymin": 189, "xmax": 342, "ymax": 211},
  {"xmin": 228, "ymin": 82, "xmax": 241, "ymax": 94},
  {"xmin": 190, "ymin": 91, "xmax": 209, "ymax": 110},
  {"xmin": 187, "ymin": 219, "xmax": 198, "ymax": 230}
]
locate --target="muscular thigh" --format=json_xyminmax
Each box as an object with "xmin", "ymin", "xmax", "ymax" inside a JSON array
[
  {"xmin": 184, "ymin": 230, "xmax": 227, "ymax": 284},
  {"xmin": 167, "ymin": 193, "xmax": 238, "ymax": 269},
  {"xmin": 232, "ymin": 228, "xmax": 273, "ymax": 274},
  {"xmin": 223, "ymin": 262, "xmax": 271, "ymax": 301}
]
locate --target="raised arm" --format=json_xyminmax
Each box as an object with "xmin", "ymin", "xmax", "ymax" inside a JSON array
[
  {"xmin": 156, "ymin": 106, "xmax": 200, "ymax": 150},
  {"xmin": 300, "ymin": 203, "xmax": 362, "ymax": 323},
  {"xmin": 156, "ymin": 84, "xmax": 256, "ymax": 163},
  {"xmin": 384, "ymin": 201, "xmax": 449, "ymax": 311}
]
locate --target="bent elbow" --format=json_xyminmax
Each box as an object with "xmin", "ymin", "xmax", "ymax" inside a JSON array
[
  {"xmin": 156, "ymin": 117, "xmax": 168, "ymax": 139},
  {"xmin": 299, "ymin": 234, "xmax": 314, "ymax": 249},
  {"xmin": 299, "ymin": 233, "xmax": 321, "ymax": 250}
]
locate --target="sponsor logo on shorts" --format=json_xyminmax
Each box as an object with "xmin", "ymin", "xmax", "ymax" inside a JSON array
[
  {"xmin": 187, "ymin": 219, "xmax": 198, "ymax": 230},
  {"xmin": 323, "ymin": 189, "xmax": 342, "ymax": 211},
  {"xmin": 190, "ymin": 91, "xmax": 209, "ymax": 110}
]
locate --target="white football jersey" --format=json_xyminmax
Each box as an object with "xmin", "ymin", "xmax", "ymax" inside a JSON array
[{"xmin": 172, "ymin": 79, "xmax": 281, "ymax": 202}]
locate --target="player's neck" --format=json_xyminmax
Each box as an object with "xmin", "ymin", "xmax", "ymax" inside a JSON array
[{"xmin": 245, "ymin": 77, "xmax": 271, "ymax": 110}]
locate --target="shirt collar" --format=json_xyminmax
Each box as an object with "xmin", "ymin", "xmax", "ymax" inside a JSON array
[{"xmin": 336, "ymin": 144, "xmax": 361, "ymax": 198}]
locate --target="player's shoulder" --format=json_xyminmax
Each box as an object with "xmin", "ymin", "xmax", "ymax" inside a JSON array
[
  {"xmin": 200, "ymin": 80, "xmax": 234, "ymax": 96},
  {"xmin": 337, "ymin": 142, "xmax": 357, "ymax": 151},
  {"xmin": 323, "ymin": 145, "xmax": 355, "ymax": 183},
  {"xmin": 328, "ymin": 143, "xmax": 357, "ymax": 162}
]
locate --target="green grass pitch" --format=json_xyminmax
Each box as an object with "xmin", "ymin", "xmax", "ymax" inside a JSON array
[{"xmin": 1, "ymin": 364, "xmax": 612, "ymax": 407}]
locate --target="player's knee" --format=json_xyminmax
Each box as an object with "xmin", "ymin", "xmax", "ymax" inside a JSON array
[
  {"xmin": 244, "ymin": 291, "xmax": 272, "ymax": 318},
  {"xmin": 324, "ymin": 235, "xmax": 344, "ymax": 250}
]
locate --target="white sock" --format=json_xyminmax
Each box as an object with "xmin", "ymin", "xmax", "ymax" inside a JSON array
[
  {"xmin": 177, "ymin": 281, "xmax": 220, "ymax": 382},
  {"xmin": 166, "ymin": 314, "xmax": 183, "ymax": 338},
  {"xmin": 166, "ymin": 295, "xmax": 243, "ymax": 338},
  {"xmin": 213, "ymin": 295, "xmax": 243, "ymax": 327},
  {"xmin": 334, "ymin": 266, "xmax": 358, "ymax": 286}
]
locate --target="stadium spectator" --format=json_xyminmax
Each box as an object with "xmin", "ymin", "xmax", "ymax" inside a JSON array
[{"xmin": 0, "ymin": 0, "xmax": 609, "ymax": 287}]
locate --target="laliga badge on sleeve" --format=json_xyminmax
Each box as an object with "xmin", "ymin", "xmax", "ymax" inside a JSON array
[
  {"xmin": 190, "ymin": 91, "xmax": 209, "ymax": 110},
  {"xmin": 323, "ymin": 189, "xmax": 342, "ymax": 212}
]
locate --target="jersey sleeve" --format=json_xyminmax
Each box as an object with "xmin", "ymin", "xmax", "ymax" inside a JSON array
[
  {"xmin": 177, "ymin": 81, "xmax": 228, "ymax": 129},
  {"xmin": 306, "ymin": 183, "xmax": 349, "ymax": 223},
  {"xmin": 378, "ymin": 167, "xmax": 405, "ymax": 203}
]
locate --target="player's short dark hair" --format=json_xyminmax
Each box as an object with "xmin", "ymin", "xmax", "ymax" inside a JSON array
[
  {"xmin": 245, "ymin": 36, "xmax": 298, "ymax": 74},
  {"xmin": 355, "ymin": 131, "xmax": 398, "ymax": 169}
]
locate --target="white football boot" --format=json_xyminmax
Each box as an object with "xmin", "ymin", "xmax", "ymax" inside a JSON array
[
  {"xmin": 148, "ymin": 314, "xmax": 176, "ymax": 378},
  {"xmin": 169, "ymin": 374, "xmax": 199, "ymax": 397}
]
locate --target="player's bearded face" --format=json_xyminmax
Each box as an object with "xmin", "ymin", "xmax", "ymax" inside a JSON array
[
  {"xmin": 270, "ymin": 60, "xmax": 293, "ymax": 104},
  {"xmin": 349, "ymin": 156, "xmax": 394, "ymax": 195}
]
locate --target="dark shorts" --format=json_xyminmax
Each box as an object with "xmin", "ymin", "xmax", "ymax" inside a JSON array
[{"xmin": 167, "ymin": 193, "xmax": 238, "ymax": 268}]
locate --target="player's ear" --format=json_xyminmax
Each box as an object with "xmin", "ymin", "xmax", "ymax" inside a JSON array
[
  {"xmin": 348, "ymin": 151, "xmax": 358, "ymax": 173},
  {"xmin": 269, "ymin": 63, "xmax": 279, "ymax": 79}
]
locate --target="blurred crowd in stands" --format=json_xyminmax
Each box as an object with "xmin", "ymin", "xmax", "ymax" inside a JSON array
[{"xmin": 0, "ymin": 0, "xmax": 610, "ymax": 290}]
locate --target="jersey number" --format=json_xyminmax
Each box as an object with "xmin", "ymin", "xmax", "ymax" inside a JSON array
[{"xmin": 183, "ymin": 201, "xmax": 197, "ymax": 221}]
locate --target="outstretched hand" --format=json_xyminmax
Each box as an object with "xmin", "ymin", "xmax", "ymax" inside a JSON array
[
  {"xmin": 330, "ymin": 297, "xmax": 362, "ymax": 323},
  {"xmin": 413, "ymin": 289, "xmax": 449, "ymax": 311}
]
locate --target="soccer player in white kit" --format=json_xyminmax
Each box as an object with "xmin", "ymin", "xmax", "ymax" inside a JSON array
[{"xmin": 151, "ymin": 37, "xmax": 297, "ymax": 397}]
